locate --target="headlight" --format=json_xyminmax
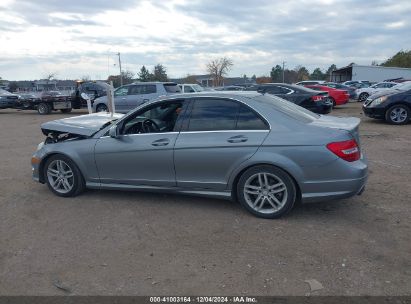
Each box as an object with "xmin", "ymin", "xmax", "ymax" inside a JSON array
[{"xmin": 369, "ymin": 96, "xmax": 388, "ymax": 107}]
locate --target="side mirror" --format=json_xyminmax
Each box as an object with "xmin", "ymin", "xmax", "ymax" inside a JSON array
[
  {"xmin": 80, "ymin": 93, "xmax": 90, "ymax": 100},
  {"xmin": 109, "ymin": 125, "xmax": 119, "ymax": 138}
]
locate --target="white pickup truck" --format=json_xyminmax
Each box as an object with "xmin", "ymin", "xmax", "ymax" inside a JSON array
[{"xmin": 178, "ymin": 83, "xmax": 205, "ymax": 93}]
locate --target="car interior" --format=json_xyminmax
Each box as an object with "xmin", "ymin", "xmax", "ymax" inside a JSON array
[{"xmin": 121, "ymin": 101, "xmax": 184, "ymax": 135}]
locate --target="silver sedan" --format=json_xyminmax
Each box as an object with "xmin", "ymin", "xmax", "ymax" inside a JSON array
[{"xmin": 31, "ymin": 92, "xmax": 368, "ymax": 218}]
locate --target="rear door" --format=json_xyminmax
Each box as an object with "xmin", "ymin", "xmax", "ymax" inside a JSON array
[{"xmin": 174, "ymin": 98, "xmax": 269, "ymax": 190}]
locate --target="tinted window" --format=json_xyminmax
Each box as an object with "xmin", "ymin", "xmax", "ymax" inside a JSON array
[
  {"xmin": 188, "ymin": 99, "xmax": 240, "ymax": 131},
  {"xmin": 141, "ymin": 85, "xmax": 156, "ymax": 94},
  {"xmin": 164, "ymin": 83, "xmax": 181, "ymax": 93},
  {"xmin": 255, "ymin": 94, "xmax": 319, "ymax": 122},
  {"xmin": 128, "ymin": 86, "xmax": 140, "ymax": 95},
  {"xmin": 237, "ymin": 105, "xmax": 268, "ymax": 130}
]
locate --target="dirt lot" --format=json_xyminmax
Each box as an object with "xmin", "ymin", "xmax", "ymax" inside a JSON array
[{"xmin": 0, "ymin": 102, "xmax": 410, "ymax": 296}]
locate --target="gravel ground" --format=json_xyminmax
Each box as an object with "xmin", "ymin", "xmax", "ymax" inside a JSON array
[{"xmin": 0, "ymin": 102, "xmax": 410, "ymax": 296}]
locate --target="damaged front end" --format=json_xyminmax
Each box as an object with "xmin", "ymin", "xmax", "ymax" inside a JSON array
[{"xmin": 40, "ymin": 112, "xmax": 124, "ymax": 144}]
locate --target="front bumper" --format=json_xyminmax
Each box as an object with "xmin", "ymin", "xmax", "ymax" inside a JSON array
[{"xmin": 363, "ymin": 105, "xmax": 385, "ymax": 119}]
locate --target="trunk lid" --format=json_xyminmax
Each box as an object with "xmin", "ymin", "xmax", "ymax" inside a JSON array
[
  {"xmin": 310, "ymin": 115, "xmax": 361, "ymax": 144},
  {"xmin": 41, "ymin": 113, "xmax": 124, "ymax": 137}
]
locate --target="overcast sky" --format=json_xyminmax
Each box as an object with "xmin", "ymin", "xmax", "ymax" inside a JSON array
[{"xmin": 1, "ymin": 0, "xmax": 410, "ymax": 80}]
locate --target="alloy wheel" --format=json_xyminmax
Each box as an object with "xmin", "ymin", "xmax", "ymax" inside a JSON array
[
  {"xmin": 390, "ymin": 107, "xmax": 408, "ymax": 123},
  {"xmin": 243, "ymin": 172, "xmax": 288, "ymax": 214},
  {"xmin": 46, "ymin": 160, "xmax": 74, "ymax": 194}
]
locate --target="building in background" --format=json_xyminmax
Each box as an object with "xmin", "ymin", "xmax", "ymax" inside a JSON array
[{"xmin": 331, "ymin": 65, "xmax": 411, "ymax": 83}]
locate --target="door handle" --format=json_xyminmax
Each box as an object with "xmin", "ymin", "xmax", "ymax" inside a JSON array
[
  {"xmin": 142, "ymin": 99, "xmax": 149, "ymax": 103},
  {"xmin": 122, "ymin": 97, "xmax": 126, "ymax": 100},
  {"xmin": 151, "ymin": 138, "xmax": 170, "ymax": 146},
  {"xmin": 227, "ymin": 135, "xmax": 248, "ymax": 143}
]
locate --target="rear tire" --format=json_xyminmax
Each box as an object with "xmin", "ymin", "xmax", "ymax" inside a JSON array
[
  {"xmin": 358, "ymin": 93, "xmax": 368, "ymax": 102},
  {"xmin": 44, "ymin": 154, "xmax": 85, "ymax": 197},
  {"xmin": 385, "ymin": 104, "xmax": 410, "ymax": 125},
  {"xmin": 60, "ymin": 108, "xmax": 72, "ymax": 113},
  {"xmin": 37, "ymin": 103, "xmax": 51, "ymax": 115},
  {"xmin": 237, "ymin": 165, "xmax": 296, "ymax": 219},
  {"xmin": 329, "ymin": 97, "xmax": 336, "ymax": 108}
]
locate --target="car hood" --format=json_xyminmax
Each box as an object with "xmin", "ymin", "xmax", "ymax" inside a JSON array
[
  {"xmin": 41, "ymin": 112, "xmax": 124, "ymax": 136},
  {"xmin": 368, "ymin": 89, "xmax": 400, "ymax": 99},
  {"xmin": 310, "ymin": 115, "xmax": 361, "ymax": 143}
]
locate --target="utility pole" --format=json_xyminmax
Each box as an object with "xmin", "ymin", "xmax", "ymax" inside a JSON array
[
  {"xmin": 282, "ymin": 61, "xmax": 286, "ymax": 83},
  {"xmin": 117, "ymin": 52, "xmax": 123, "ymax": 86}
]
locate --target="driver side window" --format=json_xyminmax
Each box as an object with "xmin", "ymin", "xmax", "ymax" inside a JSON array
[{"xmin": 120, "ymin": 101, "xmax": 185, "ymax": 135}]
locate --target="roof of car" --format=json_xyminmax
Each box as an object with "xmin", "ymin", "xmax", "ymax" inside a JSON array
[{"xmin": 159, "ymin": 91, "xmax": 263, "ymax": 100}]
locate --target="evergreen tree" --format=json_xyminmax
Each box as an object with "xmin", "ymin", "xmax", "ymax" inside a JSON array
[
  {"xmin": 138, "ymin": 66, "xmax": 151, "ymax": 82},
  {"xmin": 270, "ymin": 65, "xmax": 283, "ymax": 82}
]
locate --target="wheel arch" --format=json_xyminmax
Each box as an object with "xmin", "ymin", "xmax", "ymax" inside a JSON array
[
  {"xmin": 39, "ymin": 152, "xmax": 85, "ymax": 183},
  {"xmin": 230, "ymin": 162, "xmax": 302, "ymax": 204}
]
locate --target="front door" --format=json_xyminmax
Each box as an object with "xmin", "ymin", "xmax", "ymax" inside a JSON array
[{"xmin": 94, "ymin": 99, "xmax": 187, "ymax": 187}]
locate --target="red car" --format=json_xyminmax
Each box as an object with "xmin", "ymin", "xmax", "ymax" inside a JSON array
[{"xmin": 305, "ymin": 85, "xmax": 350, "ymax": 107}]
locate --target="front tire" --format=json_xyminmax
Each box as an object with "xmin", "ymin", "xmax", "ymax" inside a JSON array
[
  {"xmin": 96, "ymin": 104, "xmax": 108, "ymax": 112},
  {"xmin": 237, "ymin": 165, "xmax": 296, "ymax": 219},
  {"xmin": 37, "ymin": 103, "xmax": 51, "ymax": 115},
  {"xmin": 385, "ymin": 104, "xmax": 410, "ymax": 125},
  {"xmin": 44, "ymin": 155, "xmax": 85, "ymax": 197}
]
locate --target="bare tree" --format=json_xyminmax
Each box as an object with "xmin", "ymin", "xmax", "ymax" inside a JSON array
[{"xmin": 206, "ymin": 57, "xmax": 233, "ymax": 87}]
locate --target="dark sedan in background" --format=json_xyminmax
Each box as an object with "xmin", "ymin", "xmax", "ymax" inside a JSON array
[
  {"xmin": 0, "ymin": 89, "xmax": 19, "ymax": 109},
  {"xmin": 246, "ymin": 83, "xmax": 333, "ymax": 114},
  {"xmin": 363, "ymin": 81, "xmax": 411, "ymax": 125}
]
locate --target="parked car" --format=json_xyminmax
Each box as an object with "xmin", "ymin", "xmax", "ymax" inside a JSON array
[
  {"xmin": 15, "ymin": 93, "xmax": 40, "ymax": 109},
  {"xmin": 246, "ymin": 83, "xmax": 333, "ymax": 114},
  {"xmin": 178, "ymin": 83, "xmax": 205, "ymax": 93},
  {"xmin": 363, "ymin": 81, "xmax": 411, "ymax": 124},
  {"xmin": 31, "ymin": 92, "xmax": 368, "ymax": 219},
  {"xmin": 369, "ymin": 81, "xmax": 411, "ymax": 96},
  {"xmin": 355, "ymin": 82, "xmax": 397, "ymax": 102},
  {"xmin": 349, "ymin": 82, "xmax": 370, "ymax": 89},
  {"xmin": 0, "ymin": 89, "xmax": 19, "ymax": 109},
  {"xmin": 93, "ymin": 82, "xmax": 181, "ymax": 113},
  {"xmin": 295, "ymin": 80, "xmax": 326, "ymax": 86},
  {"xmin": 323, "ymin": 82, "xmax": 356, "ymax": 99},
  {"xmin": 304, "ymin": 85, "xmax": 350, "ymax": 107},
  {"xmin": 343, "ymin": 80, "xmax": 371, "ymax": 87},
  {"xmin": 214, "ymin": 85, "xmax": 245, "ymax": 91}
]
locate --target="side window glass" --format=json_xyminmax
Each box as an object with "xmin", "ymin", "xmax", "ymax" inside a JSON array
[
  {"xmin": 121, "ymin": 101, "xmax": 184, "ymax": 135},
  {"xmin": 114, "ymin": 86, "xmax": 128, "ymax": 96},
  {"xmin": 128, "ymin": 85, "xmax": 141, "ymax": 95},
  {"xmin": 236, "ymin": 105, "xmax": 268, "ymax": 130},
  {"xmin": 187, "ymin": 99, "xmax": 240, "ymax": 131},
  {"xmin": 141, "ymin": 85, "xmax": 157, "ymax": 94}
]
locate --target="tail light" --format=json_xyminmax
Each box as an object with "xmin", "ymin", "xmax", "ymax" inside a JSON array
[
  {"xmin": 326, "ymin": 139, "xmax": 360, "ymax": 162},
  {"xmin": 311, "ymin": 95, "xmax": 324, "ymax": 102}
]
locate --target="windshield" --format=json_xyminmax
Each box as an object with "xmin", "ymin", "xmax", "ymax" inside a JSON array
[
  {"xmin": 393, "ymin": 81, "xmax": 411, "ymax": 91},
  {"xmin": 255, "ymin": 94, "xmax": 320, "ymax": 123},
  {"xmin": 192, "ymin": 84, "xmax": 205, "ymax": 92}
]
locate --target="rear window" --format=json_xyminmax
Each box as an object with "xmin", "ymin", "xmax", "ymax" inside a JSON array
[
  {"xmin": 163, "ymin": 83, "xmax": 181, "ymax": 93},
  {"xmin": 255, "ymin": 94, "xmax": 320, "ymax": 123}
]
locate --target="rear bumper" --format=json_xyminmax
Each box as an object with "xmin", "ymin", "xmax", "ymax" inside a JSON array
[{"xmin": 300, "ymin": 156, "xmax": 368, "ymax": 204}]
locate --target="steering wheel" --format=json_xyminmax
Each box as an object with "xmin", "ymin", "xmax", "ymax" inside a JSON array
[{"xmin": 141, "ymin": 118, "xmax": 160, "ymax": 133}]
